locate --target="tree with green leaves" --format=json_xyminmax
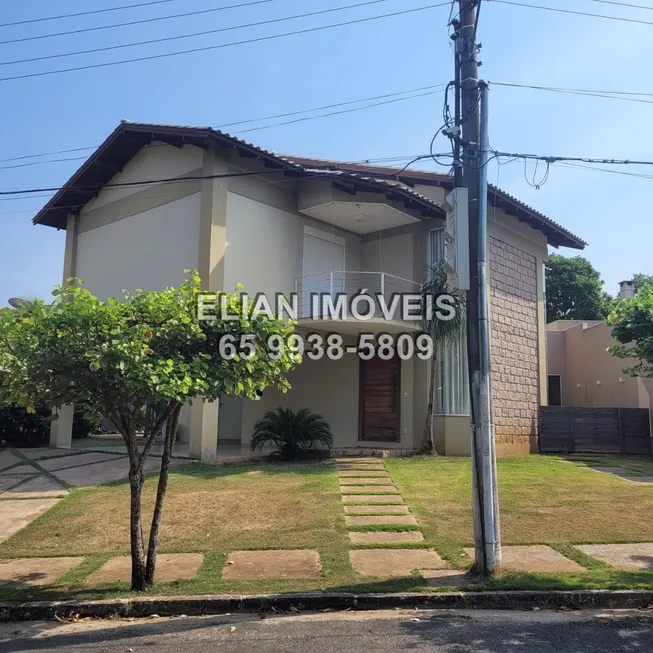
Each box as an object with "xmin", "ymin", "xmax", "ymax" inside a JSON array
[
  {"xmin": 545, "ymin": 253, "xmax": 612, "ymax": 323},
  {"xmin": 633, "ymin": 273, "xmax": 653, "ymax": 293},
  {"xmin": 421, "ymin": 260, "xmax": 466, "ymax": 454},
  {"xmin": 0, "ymin": 273, "xmax": 298, "ymax": 591},
  {"xmin": 608, "ymin": 285, "xmax": 653, "ymax": 378}
]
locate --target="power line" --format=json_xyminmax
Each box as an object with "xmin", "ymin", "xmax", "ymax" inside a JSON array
[
  {"xmin": 492, "ymin": 81, "xmax": 653, "ymax": 105},
  {"xmin": 0, "ymin": 0, "xmax": 281, "ymax": 46},
  {"xmin": 557, "ymin": 160, "xmax": 653, "ymax": 180},
  {"xmin": 0, "ymin": 146, "xmax": 98, "ymax": 164},
  {"xmin": 0, "ymin": 0, "xmax": 184, "ymax": 29},
  {"xmin": 0, "ymin": 154, "xmax": 449, "ymax": 212},
  {"xmin": 489, "ymin": 0, "xmax": 653, "ymax": 26},
  {"xmin": 492, "ymin": 149, "xmax": 653, "ymax": 166},
  {"xmin": 0, "ymin": 168, "xmax": 295, "ymax": 198},
  {"xmin": 493, "ymin": 81, "xmax": 653, "ymax": 98},
  {"xmin": 7, "ymin": 76, "xmax": 653, "ymax": 170},
  {"xmin": 13, "ymin": 146, "xmax": 653, "ymax": 199},
  {"xmin": 0, "ymin": 0, "xmax": 398, "ymax": 67},
  {"xmin": 0, "ymin": 152, "xmax": 454, "ymax": 202},
  {"xmin": 233, "ymin": 89, "xmax": 441, "ymax": 134},
  {"xmin": 0, "ymin": 83, "xmax": 448, "ymax": 169},
  {"xmin": 0, "ymin": 2, "xmax": 450, "ymax": 82},
  {"xmin": 0, "ymin": 90, "xmax": 439, "ymax": 170},
  {"xmin": 585, "ymin": 0, "xmax": 653, "ymax": 11},
  {"xmin": 0, "ymin": 155, "xmax": 90, "ymax": 171}
]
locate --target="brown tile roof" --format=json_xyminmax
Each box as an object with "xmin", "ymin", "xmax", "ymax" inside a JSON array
[
  {"xmin": 32, "ymin": 121, "xmax": 444, "ymax": 229},
  {"xmin": 32, "ymin": 121, "xmax": 586, "ymax": 249},
  {"xmin": 285, "ymin": 156, "xmax": 587, "ymax": 250}
]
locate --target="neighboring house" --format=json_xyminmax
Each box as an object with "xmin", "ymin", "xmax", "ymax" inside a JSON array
[
  {"xmin": 546, "ymin": 282, "xmax": 653, "ymax": 413},
  {"xmin": 34, "ymin": 121, "xmax": 586, "ymax": 460}
]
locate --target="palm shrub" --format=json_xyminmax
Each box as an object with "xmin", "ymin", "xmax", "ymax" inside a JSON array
[
  {"xmin": 421, "ymin": 259, "xmax": 466, "ymax": 454},
  {"xmin": 250, "ymin": 407, "xmax": 333, "ymax": 460}
]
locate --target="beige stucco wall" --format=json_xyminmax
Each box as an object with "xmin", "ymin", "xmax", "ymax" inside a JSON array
[
  {"xmin": 546, "ymin": 321, "xmax": 647, "ymax": 409},
  {"xmin": 83, "ymin": 142, "xmax": 202, "ymax": 211},
  {"xmin": 239, "ymin": 332, "xmax": 423, "ymax": 451},
  {"xmin": 76, "ymin": 193, "xmax": 201, "ymax": 301},
  {"xmin": 547, "ymin": 330, "xmax": 566, "ymax": 377},
  {"xmin": 433, "ymin": 415, "xmax": 471, "ymax": 456},
  {"xmin": 224, "ymin": 192, "xmax": 300, "ymax": 296}
]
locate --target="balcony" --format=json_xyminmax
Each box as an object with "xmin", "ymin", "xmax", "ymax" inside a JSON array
[{"xmin": 295, "ymin": 270, "xmax": 423, "ymax": 334}]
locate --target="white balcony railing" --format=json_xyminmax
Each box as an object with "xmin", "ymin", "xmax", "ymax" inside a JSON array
[{"xmin": 295, "ymin": 270, "xmax": 423, "ymax": 321}]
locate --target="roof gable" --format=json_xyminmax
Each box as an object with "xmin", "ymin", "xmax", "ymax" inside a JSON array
[{"xmin": 32, "ymin": 121, "xmax": 586, "ymax": 250}]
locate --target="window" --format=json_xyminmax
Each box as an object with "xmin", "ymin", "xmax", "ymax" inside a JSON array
[{"xmin": 429, "ymin": 228, "xmax": 470, "ymax": 415}]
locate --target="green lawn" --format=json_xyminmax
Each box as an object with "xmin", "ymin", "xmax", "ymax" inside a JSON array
[{"xmin": 1, "ymin": 454, "xmax": 653, "ymax": 601}]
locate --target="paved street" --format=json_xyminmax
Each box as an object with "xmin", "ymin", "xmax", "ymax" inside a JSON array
[{"xmin": 1, "ymin": 608, "xmax": 653, "ymax": 652}]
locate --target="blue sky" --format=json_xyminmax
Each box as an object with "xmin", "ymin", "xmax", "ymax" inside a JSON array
[{"xmin": 1, "ymin": 0, "xmax": 651, "ymax": 305}]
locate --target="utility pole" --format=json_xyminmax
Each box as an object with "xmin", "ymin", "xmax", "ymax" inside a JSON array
[{"xmin": 455, "ymin": 0, "xmax": 501, "ymax": 575}]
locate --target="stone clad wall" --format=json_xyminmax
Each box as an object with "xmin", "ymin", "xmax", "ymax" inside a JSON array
[{"xmin": 488, "ymin": 236, "xmax": 540, "ymax": 454}]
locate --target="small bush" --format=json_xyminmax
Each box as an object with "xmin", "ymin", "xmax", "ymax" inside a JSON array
[{"xmin": 250, "ymin": 407, "xmax": 333, "ymax": 461}]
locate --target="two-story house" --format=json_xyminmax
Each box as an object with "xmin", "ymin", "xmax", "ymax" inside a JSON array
[{"xmin": 34, "ymin": 121, "xmax": 586, "ymax": 461}]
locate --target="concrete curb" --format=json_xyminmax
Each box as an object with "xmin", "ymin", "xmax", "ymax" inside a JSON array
[{"xmin": 2, "ymin": 590, "xmax": 653, "ymax": 621}]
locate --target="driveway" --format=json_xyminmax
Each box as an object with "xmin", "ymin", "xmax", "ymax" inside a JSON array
[{"xmin": 0, "ymin": 448, "xmax": 187, "ymax": 545}]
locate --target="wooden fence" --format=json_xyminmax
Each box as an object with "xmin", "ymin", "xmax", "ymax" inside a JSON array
[{"xmin": 539, "ymin": 406, "xmax": 652, "ymax": 454}]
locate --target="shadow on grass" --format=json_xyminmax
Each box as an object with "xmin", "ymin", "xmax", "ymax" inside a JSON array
[{"xmin": 91, "ymin": 459, "xmax": 339, "ymax": 495}]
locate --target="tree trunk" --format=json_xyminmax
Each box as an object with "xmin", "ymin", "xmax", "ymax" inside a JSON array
[
  {"xmin": 128, "ymin": 460, "xmax": 148, "ymax": 591},
  {"xmin": 423, "ymin": 356, "xmax": 438, "ymax": 454},
  {"xmin": 144, "ymin": 404, "xmax": 181, "ymax": 586},
  {"xmin": 119, "ymin": 419, "xmax": 149, "ymax": 592}
]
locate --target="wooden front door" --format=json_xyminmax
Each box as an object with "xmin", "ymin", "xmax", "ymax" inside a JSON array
[{"xmin": 359, "ymin": 356, "xmax": 400, "ymax": 442}]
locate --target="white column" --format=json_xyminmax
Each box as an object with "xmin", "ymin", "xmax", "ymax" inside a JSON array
[
  {"xmin": 189, "ymin": 400, "xmax": 220, "ymax": 463},
  {"xmin": 49, "ymin": 403, "xmax": 74, "ymax": 449}
]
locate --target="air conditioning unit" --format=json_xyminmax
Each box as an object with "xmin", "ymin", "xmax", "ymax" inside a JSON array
[{"xmin": 444, "ymin": 188, "xmax": 470, "ymax": 294}]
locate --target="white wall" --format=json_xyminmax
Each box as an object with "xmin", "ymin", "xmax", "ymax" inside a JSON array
[
  {"xmin": 224, "ymin": 192, "xmax": 301, "ymax": 296},
  {"xmin": 76, "ymin": 193, "xmax": 201, "ymax": 300}
]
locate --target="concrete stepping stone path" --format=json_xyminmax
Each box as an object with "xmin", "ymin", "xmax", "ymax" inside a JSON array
[
  {"xmin": 0, "ymin": 498, "xmax": 61, "ymax": 544},
  {"xmin": 0, "ymin": 557, "xmax": 83, "ymax": 586},
  {"xmin": 86, "ymin": 553, "xmax": 204, "ymax": 584},
  {"xmin": 350, "ymin": 549, "xmax": 447, "ymax": 576},
  {"xmin": 222, "ymin": 550, "xmax": 322, "ymax": 580},
  {"xmin": 339, "ymin": 476, "xmax": 396, "ymax": 484},
  {"xmin": 344, "ymin": 505, "xmax": 410, "ymax": 514},
  {"xmin": 341, "ymin": 485, "xmax": 400, "ymax": 494},
  {"xmin": 335, "ymin": 457, "xmax": 445, "ymax": 579},
  {"xmin": 578, "ymin": 543, "xmax": 653, "ymax": 570},
  {"xmin": 342, "ymin": 494, "xmax": 405, "ymax": 504},
  {"xmin": 463, "ymin": 545, "xmax": 585, "ymax": 573},
  {"xmin": 334, "ymin": 458, "xmax": 382, "ymax": 463},
  {"xmin": 349, "ymin": 531, "xmax": 425, "ymax": 544},
  {"xmin": 345, "ymin": 515, "xmax": 419, "ymax": 526}
]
